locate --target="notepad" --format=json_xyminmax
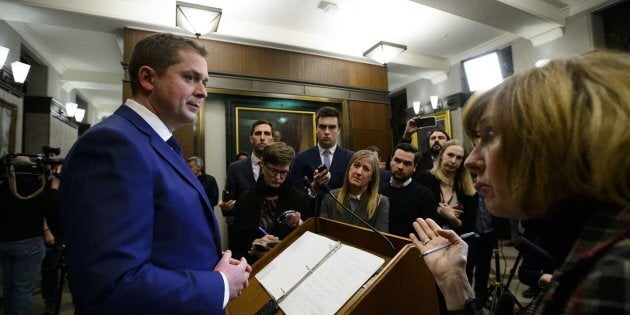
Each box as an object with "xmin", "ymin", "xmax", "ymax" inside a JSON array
[{"xmin": 255, "ymin": 231, "xmax": 385, "ymax": 315}]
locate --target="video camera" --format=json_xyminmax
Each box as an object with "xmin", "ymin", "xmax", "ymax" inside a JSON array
[
  {"xmin": 1, "ymin": 146, "xmax": 63, "ymax": 176},
  {"xmin": 1, "ymin": 146, "xmax": 63, "ymax": 199}
]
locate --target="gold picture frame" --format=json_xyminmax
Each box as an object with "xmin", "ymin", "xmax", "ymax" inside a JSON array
[{"xmin": 235, "ymin": 107, "xmax": 316, "ymax": 154}]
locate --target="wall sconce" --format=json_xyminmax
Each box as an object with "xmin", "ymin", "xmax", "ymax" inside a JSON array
[
  {"xmin": 65, "ymin": 102, "xmax": 78, "ymax": 117},
  {"xmin": 0, "ymin": 46, "xmax": 9, "ymax": 67},
  {"xmin": 363, "ymin": 41, "xmax": 407, "ymax": 65},
  {"xmin": 413, "ymin": 101, "xmax": 420, "ymax": 115},
  {"xmin": 430, "ymin": 95, "xmax": 439, "ymax": 110},
  {"xmin": 11, "ymin": 61, "xmax": 30, "ymax": 84},
  {"xmin": 176, "ymin": 1, "xmax": 222, "ymax": 38},
  {"xmin": 74, "ymin": 108, "xmax": 86, "ymax": 123}
]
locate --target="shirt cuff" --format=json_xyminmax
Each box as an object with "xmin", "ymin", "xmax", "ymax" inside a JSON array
[{"xmin": 219, "ymin": 271, "xmax": 229, "ymax": 309}]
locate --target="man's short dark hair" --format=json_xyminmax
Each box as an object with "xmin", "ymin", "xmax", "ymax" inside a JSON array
[
  {"xmin": 315, "ymin": 106, "xmax": 341, "ymax": 128},
  {"xmin": 394, "ymin": 143, "xmax": 418, "ymax": 155},
  {"xmin": 128, "ymin": 33, "xmax": 208, "ymax": 95},
  {"xmin": 250, "ymin": 120, "xmax": 273, "ymax": 136},
  {"xmin": 236, "ymin": 151, "xmax": 249, "ymax": 159}
]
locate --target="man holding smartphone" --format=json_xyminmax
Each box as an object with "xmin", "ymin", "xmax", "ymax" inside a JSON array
[
  {"xmin": 399, "ymin": 116, "xmax": 450, "ymax": 171},
  {"xmin": 220, "ymin": 120, "xmax": 274, "ymax": 248},
  {"xmin": 290, "ymin": 106, "xmax": 354, "ymax": 194}
]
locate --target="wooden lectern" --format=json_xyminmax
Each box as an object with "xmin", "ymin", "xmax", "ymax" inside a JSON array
[{"xmin": 226, "ymin": 217, "xmax": 439, "ymax": 314}]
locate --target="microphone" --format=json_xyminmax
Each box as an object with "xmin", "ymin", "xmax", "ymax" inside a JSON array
[
  {"xmin": 513, "ymin": 236, "xmax": 556, "ymax": 270},
  {"xmin": 302, "ymin": 177, "xmax": 316, "ymax": 199},
  {"xmin": 494, "ymin": 291, "xmax": 515, "ymax": 315},
  {"xmin": 320, "ymin": 184, "xmax": 396, "ymax": 255}
]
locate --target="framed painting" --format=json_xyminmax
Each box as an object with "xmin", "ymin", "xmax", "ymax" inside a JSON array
[
  {"xmin": 412, "ymin": 109, "xmax": 451, "ymax": 152},
  {"xmin": 0, "ymin": 99, "xmax": 17, "ymax": 158},
  {"xmin": 235, "ymin": 107, "xmax": 316, "ymax": 154}
]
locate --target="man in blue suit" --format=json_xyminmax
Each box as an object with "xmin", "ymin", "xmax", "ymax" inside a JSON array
[
  {"xmin": 60, "ymin": 33, "xmax": 250, "ymax": 314},
  {"xmin": 290, "ymin": 106, "xmax": 354, "ymax": 194}
]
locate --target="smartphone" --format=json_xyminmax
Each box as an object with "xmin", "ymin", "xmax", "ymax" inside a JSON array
[
  {"xmin": 316, "ymin": 163, "xmax": 328, "ymax": 173},
  {"xmin": 222, "ymin": 190, "xmax": 232, "ymax": 201},
  {"xmin": 413, "ymin": 116, "xmax": 437, "ymax": 128},
  {"xmin": 276, "ymin": 210, "xmax": 298, "ymax": 224}
]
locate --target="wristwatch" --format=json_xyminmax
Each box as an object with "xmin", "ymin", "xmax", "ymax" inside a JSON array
[{"xmin": 464, "ymin": 296, "xmax": 479, "ymax": 315}]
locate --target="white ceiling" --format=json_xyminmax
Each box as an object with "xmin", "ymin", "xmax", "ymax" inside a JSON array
[{"xmin": 0, "ymin": 0, "xmax": 618, "ymax": 117}]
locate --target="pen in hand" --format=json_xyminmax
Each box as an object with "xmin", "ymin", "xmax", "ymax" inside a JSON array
[
  {"xmin": 258, "ymin": 226, "xmax": 269, "ymax": 235},
  {"xmin": 420, "ymin": 232, "xmax": 478, "ymax": 257}
]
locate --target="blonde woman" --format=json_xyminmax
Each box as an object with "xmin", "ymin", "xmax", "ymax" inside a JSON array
[
  {"xmin": 415, "ymin": 139, "xmax": 478, "ymax": 234},
  {"xmin": 320, "ymin": 150, "xmax": 389, "ymax": 232},
  {"xmin": 411, "ymin": 51, "xmax": 630, "ymax": 314}
]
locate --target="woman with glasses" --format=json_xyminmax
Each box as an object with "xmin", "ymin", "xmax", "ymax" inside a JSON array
[
  {"xmin": 232, "ymin": 142, "xmax": 311, "ymax": 262},
  {"xmin": 320, "ymin": 150, "xmax": 389, "ymax": 232}
]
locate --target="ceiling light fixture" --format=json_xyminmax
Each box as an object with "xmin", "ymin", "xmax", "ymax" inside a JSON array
[
  {"xmin": 176, "ymin": 1, "xmax": 222, "ymax": 38},
  {"xmin": 0, "ymin": 46, "xmax": 9, "ymax": 67},
  {"xmin": 363, "ymin": 41, "xmax": 407, "ymax": 65},
  {"xmin": 11, "ymin": 61, "xmax": 30, "ymax": 84}
]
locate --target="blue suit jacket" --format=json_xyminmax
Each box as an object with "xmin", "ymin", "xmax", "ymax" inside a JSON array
[
  {"xmin": 290, "ymin": 145, "xmax": 354, "ymax": 190},
  {"xmin": 60, "ymin": 105, "xmax": 225, "ymax": 314}
]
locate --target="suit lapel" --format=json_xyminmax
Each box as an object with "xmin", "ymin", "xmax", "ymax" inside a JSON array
[{"xmin": 115, "ymin": 106, "xmax": 221, "ymax": 246}]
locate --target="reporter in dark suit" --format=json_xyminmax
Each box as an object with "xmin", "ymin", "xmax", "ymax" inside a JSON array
[
  {"xmin": 290, "ymin": 106, "xmax": 353, "ymax": 194},
  {"xmin": 60, "ymin": 33, "xmax": 250, "ymax": 314},
  {"xmin": 220, "ymin": 120, "xmax": 273, "ymax": 247}
]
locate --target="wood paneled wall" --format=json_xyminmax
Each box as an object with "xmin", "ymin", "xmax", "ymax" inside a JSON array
[
  {"xmin": 123, "ymin": 28, "xmax": 387, "ymax": 91},
  {"xmin": 348, "ymin": 101, "xmax": 392, "ymax": 160},
  {"xmin": 122, "ymin": 28, "xmax": 391, "ymax": 158}
]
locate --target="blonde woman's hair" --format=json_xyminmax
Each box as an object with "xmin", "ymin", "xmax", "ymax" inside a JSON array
[
  {"xmin": 430, "ymin": 139, "xmax": 476, "ymax": 196},
  {"xmin": 463, "ymin": 51, "xmax": 630, "ymax": 216},
  {"xmin": 336, "ymin": 150, "xmax": 381, "ymax": 219}
]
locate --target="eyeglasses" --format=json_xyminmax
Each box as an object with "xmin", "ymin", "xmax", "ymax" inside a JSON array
[{"xmin": 264, "ymin": 164, "xmax": 290, "ymax": 178}]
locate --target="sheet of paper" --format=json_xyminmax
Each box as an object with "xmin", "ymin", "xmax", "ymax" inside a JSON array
[
  {"xmin": 278, "ymin": 244, "xmax": 384, "ymax": 315},
  {"xmin": 255, "ymin": 231, "xmax": 384, "ymax": 315},
  {"xmin": 255, "ymin": 231, "xmax": 338, "ymax": 300}
]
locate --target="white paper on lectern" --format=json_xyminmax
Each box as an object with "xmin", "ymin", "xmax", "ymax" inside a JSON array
[{"xmin": 255, "ymin": 231, "xmax": 384, "ymax": 315}]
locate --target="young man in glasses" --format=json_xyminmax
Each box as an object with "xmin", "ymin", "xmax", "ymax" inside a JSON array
[{"xmin": 231, "ymin": 142, "xmax": 312, "ymax": 262}]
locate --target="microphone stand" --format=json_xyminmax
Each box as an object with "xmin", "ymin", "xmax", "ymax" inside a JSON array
[{"xmin": 322, "ymin": 185, "xmax": 396, "ymax": 255}]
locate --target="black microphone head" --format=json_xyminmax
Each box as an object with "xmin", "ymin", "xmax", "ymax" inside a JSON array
[
  {"xmin": 495, "ymin": 292, "xmax": 515, "ymax": 315},
  {"xmin": 513, "ymin": 236, "xmax": 556, "ymax": 270}
]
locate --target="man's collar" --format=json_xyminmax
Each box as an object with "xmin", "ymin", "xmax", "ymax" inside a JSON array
[
  {"xmin": 390, "ymin": 176, "xmax": 413, "ymax": 188},
  {"xmin": 125, "ymin": 99, "xmax": 172, "ymax": 141},
  {"xmin": 251, "ymin": 154, "xmax": 262, "ymax": 166},
  {"xmin": 318, "ymin": 144, "xmax": 338, "ymax": 154}
]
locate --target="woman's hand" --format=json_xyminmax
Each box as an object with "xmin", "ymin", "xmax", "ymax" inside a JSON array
[
  {"xmin": 437, "ymin": 203, "xmax": 463, "ymax": 227},
  {"xmin": 286, "ymin": 212, "xmax": 303, "ymax": 229},
  {"xmin": 410, "ymin": 218, "xmax": 473, "ymax": 310},
  {"xmin": 249, "ymin": 234, "xmax": 280, "ymax": 259}
]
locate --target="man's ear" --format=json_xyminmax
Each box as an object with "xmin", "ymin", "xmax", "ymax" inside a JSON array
[
  {"xmin": 249, "ymin": 135, "xmax": 254, "ymax": 144},
  {"xmin": 138, "ymin": 66, "xmax": 156, "ymax": 91}
]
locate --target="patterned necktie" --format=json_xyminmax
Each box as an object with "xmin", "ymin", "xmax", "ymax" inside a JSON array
[
  {"xmin": 166, "ymin": 136, "xmax": 181, "ymax": 155},
  {"xmin": 323, "ymin": 150, "xmax": 331, "ymax": 169},
  {"xmin": 254, "ymin": 161, "xmax": 262, "ymax": 181}
]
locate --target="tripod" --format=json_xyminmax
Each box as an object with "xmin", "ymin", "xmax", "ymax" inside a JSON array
[{"xmin": 482, "ymin": 242, "xmax": 524, "ymax": 314}]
